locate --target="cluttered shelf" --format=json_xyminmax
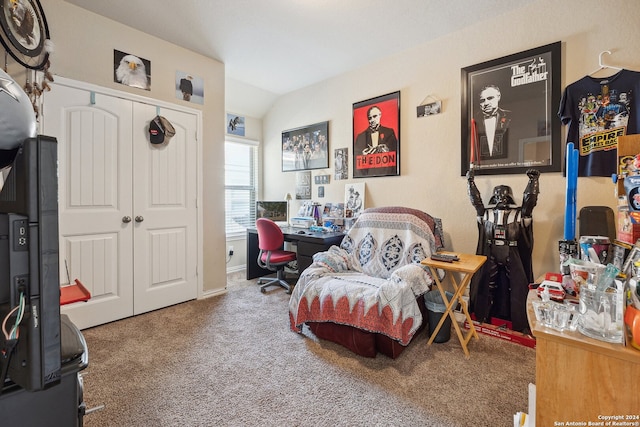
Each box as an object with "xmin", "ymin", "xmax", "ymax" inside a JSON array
[
  {"xmin": 526, "ymin": 290, "xmax": 639, "ymax": 363},
  {"xmin": 526, "ymin": 289, "xmax": 640, "ymax": 425}
]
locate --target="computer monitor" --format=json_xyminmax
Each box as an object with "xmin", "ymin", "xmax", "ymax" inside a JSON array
[{"xmin": 256, "ymin": 201, "xmax": 288, "ymax": 224}]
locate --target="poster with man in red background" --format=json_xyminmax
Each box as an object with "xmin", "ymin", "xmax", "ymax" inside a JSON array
[{"xmin": 353, "ymin": 91, "xmax": 400, "ymax": 178}]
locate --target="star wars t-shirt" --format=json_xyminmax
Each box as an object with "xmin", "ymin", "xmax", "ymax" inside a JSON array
[{"xmin": 558, "ymin": 69, "xmax": 640, "ymax": 176}]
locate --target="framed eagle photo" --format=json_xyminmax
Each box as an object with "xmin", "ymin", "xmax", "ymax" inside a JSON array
[{"xmin": 113, "ymin": 49, "xmax": 151, "ymax": 91}]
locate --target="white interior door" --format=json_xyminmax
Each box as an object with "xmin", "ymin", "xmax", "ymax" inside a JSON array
[
  {"xmin": 43, "ymin": 81, "xmax": 199, "ymax": 329},
  {"xmin": 43, "ymin": 85, "xmax": 135, "ymax": 329},
  {"xmin": 132, "ymin": 104, "xmax": 198, "ymax": 314}
]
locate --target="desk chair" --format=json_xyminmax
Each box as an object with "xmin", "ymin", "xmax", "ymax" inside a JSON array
[
  {"xmin": 256, "ymin": 218, "xmax": 297, "ymax": 293},
  {"xmin": 579, "ymin": 206, "xmax": 616, "ymax": 241}
]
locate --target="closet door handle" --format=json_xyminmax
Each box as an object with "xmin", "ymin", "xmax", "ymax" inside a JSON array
[
  {"xmin": 122, "ymin": 216, "xmax": 132, "ymax": 223},
  {"xmin": 135, "ymin": 216, "xmax": 144, "ymax": 223}
]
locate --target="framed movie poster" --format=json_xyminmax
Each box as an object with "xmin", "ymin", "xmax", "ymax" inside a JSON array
[
  {"xmin": 461, "ymin": 42, "xmax": 561, "ymax": 176},
  {"xmin": 353, "ymin": 91, "xmax": 400, "ymax": 178},
  {"xmin": 282, "ymin": 121, "xmax": 329, "ymax": 172}
]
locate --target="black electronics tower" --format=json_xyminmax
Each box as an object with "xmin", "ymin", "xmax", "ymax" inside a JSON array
[
  {"xmin": 0, "ymin": 136, "xmax": 62, "ymax": 391},
  {"xmin": 1, "ymin": 137, "xmax": 88, "ymax": 426}
]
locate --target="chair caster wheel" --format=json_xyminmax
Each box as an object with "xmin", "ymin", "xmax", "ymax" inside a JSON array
[{"xmin": 260, "ymin": 288, "xmax": 266, "ymax": 293}]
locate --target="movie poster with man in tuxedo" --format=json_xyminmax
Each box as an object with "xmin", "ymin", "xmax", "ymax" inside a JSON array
[{"xmin": 353, "ymin": 91, "xmax": 400, "ymax": 178}]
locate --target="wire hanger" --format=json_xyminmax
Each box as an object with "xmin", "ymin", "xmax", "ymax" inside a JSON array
[{"xmin": 589, "ymin": 50, "xmax": 623, "ymax": 76}]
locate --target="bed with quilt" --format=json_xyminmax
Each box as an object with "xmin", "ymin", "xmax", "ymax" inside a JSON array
[{"xmin": 288, "ymin": 206, "xmax": 444, "ymax": 358}]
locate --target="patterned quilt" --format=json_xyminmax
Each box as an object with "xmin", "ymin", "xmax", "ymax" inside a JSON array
[{"xmin": 289, "ymin": 208, "xmax": 443, "ymax": 345}]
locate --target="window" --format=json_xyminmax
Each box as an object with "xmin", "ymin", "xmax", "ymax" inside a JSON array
[{"xmin": 225, "ymin": 139, "xmax": 258, "ymax": 237}]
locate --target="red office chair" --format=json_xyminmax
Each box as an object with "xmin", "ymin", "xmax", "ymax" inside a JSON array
[{"xmin": 256, "ymin": 218, "xmax": 297, "ymax": 293}]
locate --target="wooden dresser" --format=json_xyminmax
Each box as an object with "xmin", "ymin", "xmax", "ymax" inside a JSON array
[{"xmin": 527, "ymin": 290, "xmax": 640, "ymax": 425}]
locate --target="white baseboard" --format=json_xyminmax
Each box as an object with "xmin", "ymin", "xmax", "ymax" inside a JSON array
[{"xmin": 226, "ymin": 264, "xmax": 246, "ymax": 274}]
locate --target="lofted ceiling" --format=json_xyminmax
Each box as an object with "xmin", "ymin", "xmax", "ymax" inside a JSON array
[{"xmin": 64, "ymin": 0, "xmax": 534, "ymax": 117}]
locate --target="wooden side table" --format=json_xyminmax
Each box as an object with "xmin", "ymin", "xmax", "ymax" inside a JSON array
[
  {"xmin": 526, "ymin": 290, "xmax": 640, "ymax": 423},
  {"xmin": 421, "ymin": 252, "xmax": 487, "ymax": 357}
]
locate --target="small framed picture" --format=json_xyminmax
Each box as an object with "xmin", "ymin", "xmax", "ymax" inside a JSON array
[
  {"xmin": 417, "ymin": 99, "xmax": 441, "ymax": 117},
  {"xmin": 344, "ymin": 183, "xmax": 365, "ymax": 217}
]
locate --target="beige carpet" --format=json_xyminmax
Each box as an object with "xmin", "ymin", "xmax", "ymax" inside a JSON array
[{"xmin": 80, "ymin": 272, "xmax": 535, "ymax": 426}]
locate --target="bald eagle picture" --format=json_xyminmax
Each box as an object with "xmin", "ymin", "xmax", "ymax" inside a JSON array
[
  {"xmin": 9, "ymin": 0, "xmax": 39, "ymax": 49},
  {"xmin": 114, "ymin": 51, "xmax": 150, "ymax": 90}
]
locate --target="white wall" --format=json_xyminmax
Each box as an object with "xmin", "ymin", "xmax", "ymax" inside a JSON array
[
  {"xmin": 225, "ymin": 114, "xmax": 264, "ymax": 272},
  {"xmin": 33, "ymin": 0, "xmax": 227, "ymax": 293},
  {"xmin": 261, "ymin": 0, "xmax": 640, "ymax": 279}
]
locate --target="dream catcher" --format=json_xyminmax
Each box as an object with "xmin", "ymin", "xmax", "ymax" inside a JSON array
[{"xmin": 0, "ymin": 0, "xmax": 53, "ymax": 118}]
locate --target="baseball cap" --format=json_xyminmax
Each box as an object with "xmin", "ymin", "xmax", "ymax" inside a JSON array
[{"xmin": 148, "ymin": 115, "xmax": 176, "ymax": 144}]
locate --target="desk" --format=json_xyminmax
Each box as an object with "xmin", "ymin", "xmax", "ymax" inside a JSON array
[
  {"xmin": 246, "ymin": 227, "xmax": 345, "ymax": 280},
  {"xmin": 526, "ymin": 290, "xmax": 640, "ymax": 424},
  {"xmin": 421, "ymin": 252, "xmax": 487, "ymax": 357}
]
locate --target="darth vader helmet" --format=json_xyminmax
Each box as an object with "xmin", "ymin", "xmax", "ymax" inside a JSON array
[{"xmin": 488, "ymin": 185, "xmax": 517, "ymax": 207}]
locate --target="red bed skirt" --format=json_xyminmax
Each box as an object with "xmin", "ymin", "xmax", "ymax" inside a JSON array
[{"xmin": 306, "ymin": 297, "xmax": 427, "ymax": 358}]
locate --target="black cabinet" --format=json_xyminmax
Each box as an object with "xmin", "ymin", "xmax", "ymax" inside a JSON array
[{"xmin": 1, "ymin": 315, "xmax": 88, "ymax": 426}]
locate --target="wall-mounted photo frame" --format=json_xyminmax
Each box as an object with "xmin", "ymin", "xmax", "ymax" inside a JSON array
[
  {"xmin": 226, "ymin": 113, "xmax": 245, "ymax": 136},
  {"xmin": 334, "ymin": 148, "xmax": 348, "ymax": 180},
  {"xmin": 417, "ymin": 95, "xmax": 442, "ymax": 117},
  {"xmin": 353, "ymin": 91, "xmax": 400, "ymax": 178},
  {"xmin": 114, "ymin": 49, "xmax": 151, "ymax": 91},
  {"xmin": 461, "ymin": 41, "xmax": 561, "ymax": 176},
  {"xmin": 176, "ymin": 71, "xmax": 204, "ymax": 105},
  {"xmin": 282, "ymin": 121, "xmax": 329, "ymax": 172},
  {"xmin": 314, "ymin": 174, "xmax": 330, "ymax": 184},
  {"xmin": 295, "ymin": 171, "xmax": 312, "ymax": 200}
]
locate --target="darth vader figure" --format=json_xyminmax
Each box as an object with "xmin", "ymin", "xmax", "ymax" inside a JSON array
[{"xmin": 466, "ymin": 168, "xmax": 540, "ymax": 332}]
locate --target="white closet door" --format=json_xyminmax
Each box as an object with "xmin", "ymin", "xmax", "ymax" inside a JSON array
[
  {"xmin": 43, "ymin": 85, "xmax": 135, "ymax": 329},
  {"xmin": 43, "ymin": 81, "xmax": 200, "ymax": 329},
  {"xmin": 131, "ymin": 104, "xmax": 198, "ymax": 314}
]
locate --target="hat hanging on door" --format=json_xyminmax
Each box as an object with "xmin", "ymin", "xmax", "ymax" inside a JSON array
[{"xmin": 148, "ymin": 115, "xmax": 176, "ymax": 144}]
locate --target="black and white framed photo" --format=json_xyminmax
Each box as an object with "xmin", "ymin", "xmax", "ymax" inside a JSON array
[
  {"xmin": 334, "ymin": 148, "xmax": 348, "ymax": 180},
  {"xmin": 282, "ymin": 121, "xmax": 329, "ymax": 172},
  {"xmin": 461, "ymin": 42, "xmax": 561, "ymax": 175},
  {"xmin": 353, "ymin": 91, "xmax": 400, "ymax": 178},
  {"xmin": 295, "ymin": 171, "xmax": 311, "ymax": 200},
  {"xmin": 345, "ymin": 183, "xmax": 365, "ymax": 217}
]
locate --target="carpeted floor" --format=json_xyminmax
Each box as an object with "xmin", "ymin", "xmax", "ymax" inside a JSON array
[{"xmin": 80, "ymin": 271, "xmax": 535, "ymax": 426}]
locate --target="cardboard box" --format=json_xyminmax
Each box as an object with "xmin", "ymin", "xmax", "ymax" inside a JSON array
[
  {"xmin": 617, "ymin": 206, "xmax": 640, "ymax": 244},
  {"xmin": 616, "ymin": 134, "xmax": 640, "ymax": 196},
  {"xmin": 464, "ymin": 316, "xmax": 536, "ymax": 349}
]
